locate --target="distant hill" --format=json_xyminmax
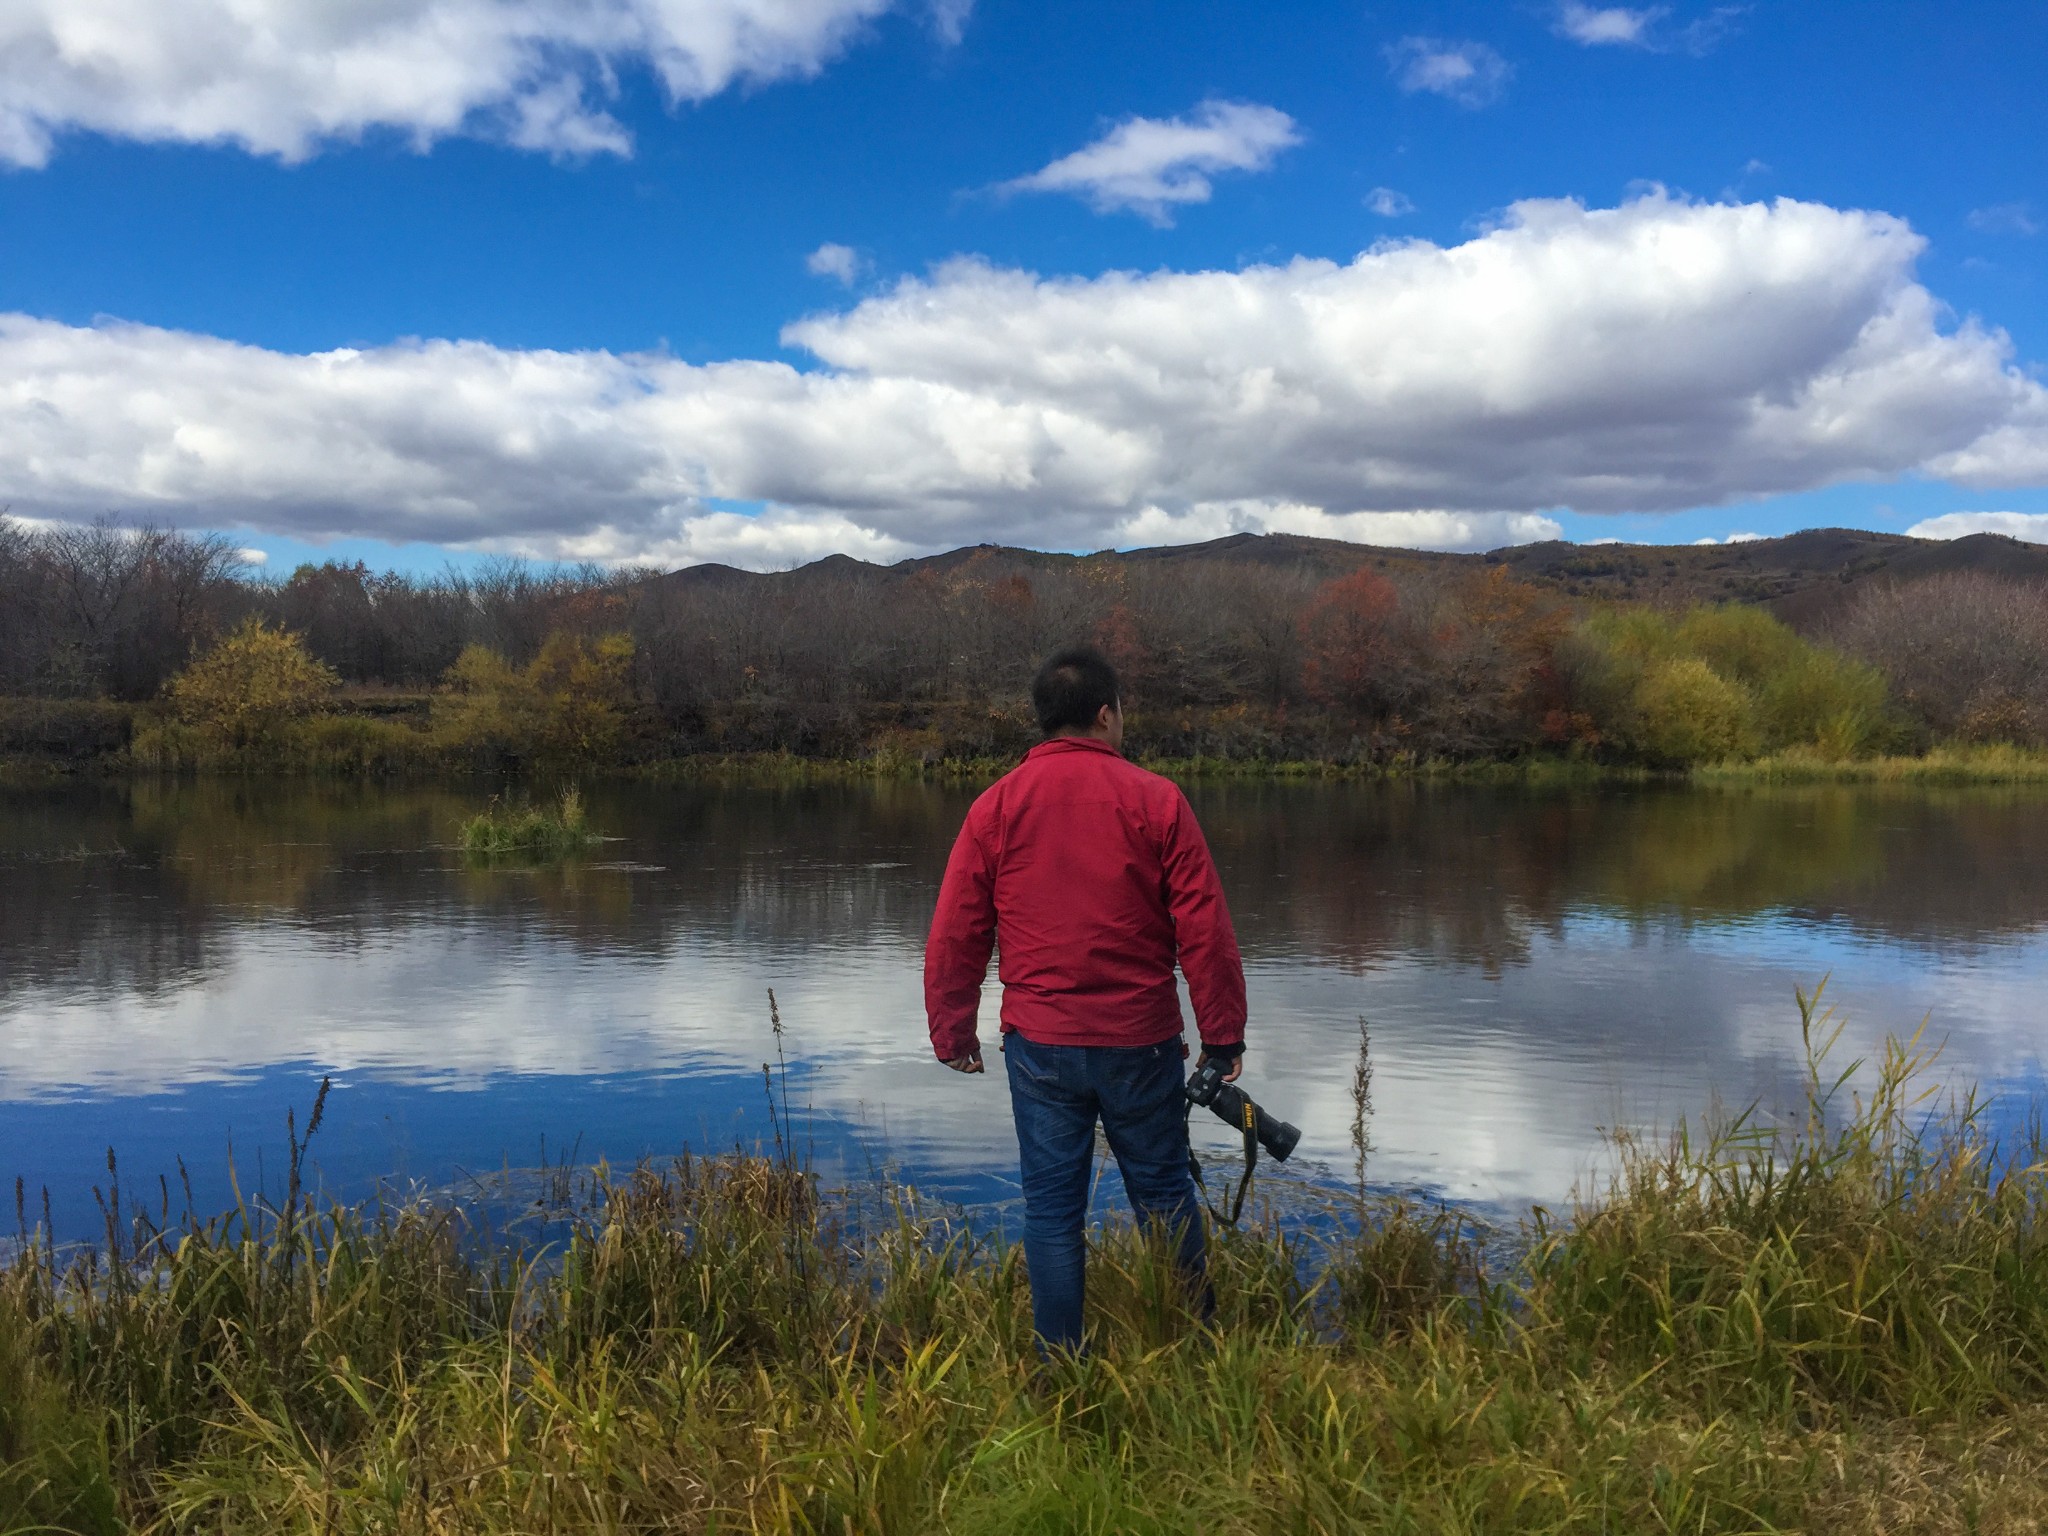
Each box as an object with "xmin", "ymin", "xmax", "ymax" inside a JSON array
[{"xmin": 654, "ymin": 528, "xmax": 2048, "ymax": 628}]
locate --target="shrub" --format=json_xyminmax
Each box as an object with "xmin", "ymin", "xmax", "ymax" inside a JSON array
[
  {"xmin": 165, "ymin": 618, "xmax": 338, "ymax": 752},
  {"xmin": 1753, "ymin": 647, "xmax": 1889, "ymax": 757},
  {"xmin": 1577, "ymin": 604, "xmax": 1886, "ymax": 764},
  {"xmin": 1635, "ymin": 656, "xmax": 1756, "ymax": 764},
  {"xmin": 1670, "ymin": 603, "xmax": 1802, "ymax": 688},
  {"xmin": 0, "ymin": 698, "xmax": 131, "ymax": 758},
  {"xmin": 436, "ymin": 631, "xmax": 637, "ymax": 765},
  {"xmin": 285, "ymin": 714, "xmax": 439, "ymax": 775}
]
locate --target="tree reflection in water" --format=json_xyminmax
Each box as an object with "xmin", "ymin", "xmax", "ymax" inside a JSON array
[{"xmin": 3, "ymin": 777, "xmax": 2045, "ymax": 1220}]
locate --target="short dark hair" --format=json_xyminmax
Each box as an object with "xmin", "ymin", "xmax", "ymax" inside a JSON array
[{"xmin": 1032, "ymin": 645, "xmax": 1120, "ymax": 735}]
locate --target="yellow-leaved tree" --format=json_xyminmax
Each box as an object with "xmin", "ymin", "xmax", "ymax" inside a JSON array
[
  {"xmin": 436, "ymin": 631, "xmax": 636, "ymax": 764},
  {"xmin": 167, "ymin": 618, "xmax": 339, "ymax": 751}
]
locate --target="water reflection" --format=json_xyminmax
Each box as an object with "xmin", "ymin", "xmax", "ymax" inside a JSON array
[{"xmin": 3, "ymin": 779, "xmax": 2045, "ymax": 1233}]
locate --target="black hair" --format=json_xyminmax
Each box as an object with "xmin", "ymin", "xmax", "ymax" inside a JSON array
[{"xmin": 1032, "ymin": 645, "xmax": 1121, "ymax": 735}]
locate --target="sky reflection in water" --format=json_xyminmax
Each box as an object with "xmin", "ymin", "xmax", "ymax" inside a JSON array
[{"xmin": 2, "ymin": 778, "xmax": 2045, "ymax": 1240}]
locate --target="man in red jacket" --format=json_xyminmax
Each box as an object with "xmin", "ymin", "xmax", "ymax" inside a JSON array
[{"xmin": 924, "ymin": 644, "xmax": 1247, "ymax": 1354}]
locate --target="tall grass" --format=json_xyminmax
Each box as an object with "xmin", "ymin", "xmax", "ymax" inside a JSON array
[
  {"xmin": 1694, "ymin": 742, "xmax": 2048, "ymax": 784},
  {"xmin": 460, "ymin": 787, "xmax": 600, "ymax": 860},
  {"xmin": 128, "ymin": 712, "xmax": 437, "ymax": 775},
  {"xmin": 6, "ymin": 993, "xmax": 2048, "ymax": 1532},
  {"xmin": 638, "ymin": 750, "xmax": 1018, "ymax": 785}
]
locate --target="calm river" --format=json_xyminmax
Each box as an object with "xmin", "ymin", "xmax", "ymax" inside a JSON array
[{"xmin": 3, "ymin": 778, "xmax": 2046, "ymax": 1240}]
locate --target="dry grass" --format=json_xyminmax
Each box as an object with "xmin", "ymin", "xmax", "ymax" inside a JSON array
[
  {"xmin": 1694, "ymin": 742, "xmax": 2048, "ymax": 784},
  {"xmin": 5, "ymin": 988, "xmax": 2048, "ymax": 1533}
]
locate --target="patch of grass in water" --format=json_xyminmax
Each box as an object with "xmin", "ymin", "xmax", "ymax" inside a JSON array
[{"xmin": 459, "ymin": 786, "xmax": 600, "ymax": 860}]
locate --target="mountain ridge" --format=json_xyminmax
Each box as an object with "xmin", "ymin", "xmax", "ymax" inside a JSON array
[{"xmin": 654, "ymin": 528, "xmax": 2048, "ymax": 626}]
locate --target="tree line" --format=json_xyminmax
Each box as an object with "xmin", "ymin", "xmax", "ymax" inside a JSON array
[{"xmin": 3, "ymin": 515, "xmax": 2045, "ymax": 769}]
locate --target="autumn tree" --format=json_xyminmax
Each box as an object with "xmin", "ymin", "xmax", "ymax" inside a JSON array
[
  {"xmin": 1093, "ymin": 602, "xmax": 1148, "ymax": 695},
  {"xmin": 1408, "ymin": 567, "xmax": 1574, "ymax": 754},
  {"xmin": 167, "ymin": 618, "xmax": 339, "ymax": 750},
  {"xmin": 0, "ymin": 516, "xmax": 246, "ymax": 699},
  {"xmin": 1301, "ymin": 569, "xmax": 1400, "ymax": 713},
  {"xmin": 436, "ymin": 630, "xmax": 637, "ymax": 763},
  {"xmin": 1834, "ymin": 572, "xmax": 2048, "ymax": 744}
]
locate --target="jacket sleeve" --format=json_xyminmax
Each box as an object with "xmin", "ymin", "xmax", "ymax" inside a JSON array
[
  {"xmin": 924, "ymin": 801, "xmax": 997, "ymax": 1061},
  {"xmin": 1160, "ymin": 789, "xmax": 1247, "ymax": 1050}
]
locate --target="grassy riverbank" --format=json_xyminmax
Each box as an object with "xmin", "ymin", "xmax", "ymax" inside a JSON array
[
  {"xmin": 1693, "ymin": 742, "xmax": 2048, "ymax": 785},
  {"xmin": 634, "ymin": 748, "xmax": 1645, "ymax": 786},
  {"xmin": 620, "ymin": 744, "xmax": 2048, "ymax": 788},
  {"xmin": 14, "ymin": 697, "xmax": 2048, "ymax": 788},
  {"xmin": 17, "ymin": 744, "xmax": 2048, "ymax": 792},
  {"xmin": 7, "ymin": 998, "xmax": 2048, "ymax": 1533}
]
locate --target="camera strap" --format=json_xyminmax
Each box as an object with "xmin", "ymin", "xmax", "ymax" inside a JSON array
[{"xmin": 1187, "ymin": 1101, "xmax": 1261, "ymax": 1227}]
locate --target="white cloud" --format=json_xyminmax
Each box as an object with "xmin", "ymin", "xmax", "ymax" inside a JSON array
[
  {"xmin": 926, "ymin": 0, "xmax": 974, "ymax": 47},
  {"xmin": 555, "ymin": 507, "xmax": 919, "ymax": 568},
  {"xmin": 1907, "ymin": 511, "xmax": 2048, "ymax": 545},
  {"xmin": 997, "ymin": 100, "xmax": 1301, "ymax": 225},
  {"xmin": 1106, "ymin": 500, "xmax": 1560, "ymax": 553},
  {"xmin": 4, "ymin": 195, "xmax": 2047, "ymax": 567},
  {"xmin": 1691, "ymin": 531, "xmax": 1764, "ymax": 544},
  {"xmin": 1968, "ymin": 203, "xmax": 2042, "ymax": 237},
  {"xmin": 1366, "ymin": 186, "xmax": 1415, "ymax": 217},
  {"xmin": 1555, "ymin": 4, "xmax": 1665, "ymax": 46},
  {"xmin": 1553, "ymin": 4, "xmax": 1743, "ymax": 56},
  {"xmin": 236, "ymin": 546, "xmax": 269, "ymax": 567},
  {"xmin": 0, "ymin": 0, "xmax": 900, "ymax": 167},
  {"xmin": 1385, "ymin": 37, "xmax": 1512, "ymax": 108},
  {"xmin": 806, "ymin": 242, "xmax": 865, "ymax": 285}
]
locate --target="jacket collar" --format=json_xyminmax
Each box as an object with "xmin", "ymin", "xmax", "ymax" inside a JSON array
[{"xmin": 1026, "ymin": 736, "xmax": 1121, "ymax": 761}]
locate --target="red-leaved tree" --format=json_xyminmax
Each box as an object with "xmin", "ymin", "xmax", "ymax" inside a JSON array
[{"xmin": 1301, "ymin": 569, "xmax": 1400, "ymax": 713}]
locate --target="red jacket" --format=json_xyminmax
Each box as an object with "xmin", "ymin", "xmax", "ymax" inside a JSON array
[{"xmin": 924, "ymin": 737, "xmax": 1247, "ymax": 1061}]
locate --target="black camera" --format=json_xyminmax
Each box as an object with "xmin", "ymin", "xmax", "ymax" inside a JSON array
[{"xmin": 1185, "ymin": 1058, "xmax": 1301, "ymax": 1162}]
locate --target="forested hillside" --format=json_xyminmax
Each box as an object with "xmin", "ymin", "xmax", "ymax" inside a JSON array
[{"xmin": 3, "ymin": 516, "xmax": 2046, "ymax": 770}]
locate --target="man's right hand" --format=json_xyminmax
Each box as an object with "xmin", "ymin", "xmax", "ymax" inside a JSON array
[
  {"xmin": 1197, "ymin": 1048, "xmax": 1243, "ymax": 1084},
  {"xmin": 942, "ymin": 1051, "xmax": 984, "ymax": 1074}
]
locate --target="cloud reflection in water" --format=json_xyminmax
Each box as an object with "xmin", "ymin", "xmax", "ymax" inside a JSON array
[{"xmin": 3, "ymin": 779, "xmax": 2045, "ymax": 1213}]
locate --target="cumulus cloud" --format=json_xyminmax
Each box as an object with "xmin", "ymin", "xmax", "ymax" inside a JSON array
[
  {"xmin": 806, "ymin": 242, "xmax": 865, "ymax": 285},
  {"xmin": 997, "ymin": 100, "xmax": 1301, "ymax": 225},
  {"xmin": 1385, "ymin": 37, "xmax": 1512, "ymax": 108},
  {"xmin": 1554, "ymin": 4, "xmax": 1665, "ymax": 46},
  {"xmin": 236, "ymin": 547, "xmax": 269, "ymax": 567},
  {"xmin": 1691, "ymin": 531, "xmax": 1764, "ymax": 545},
  {"xmin": 1366, "ymin": 186, "xmax": 1415, "ymax": 217},
  {"xmin": 3, "ymin": 194, "xmax": 2047, "ymax": 566},
  {"xmin": 1099, "ymin": 500, "xmax": 1560, "ymax": 554},
  {"xmin": 0, "ymin": 0, "xmax": 903, "ymax": 167},
  {"xmin": 1907, "ymin": 511, "xmax": 2048, "ymax": 545}
]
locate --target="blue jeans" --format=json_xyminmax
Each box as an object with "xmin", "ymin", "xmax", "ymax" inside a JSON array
[{"xmin": 1003, "ymin": 1030, "xmax": 1210, "ymax": 1353}]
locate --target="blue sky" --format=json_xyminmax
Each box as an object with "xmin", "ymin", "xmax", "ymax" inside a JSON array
[{"xmin": 1, "ymin": 0, "xmax": 2044, "ymax": 572}]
